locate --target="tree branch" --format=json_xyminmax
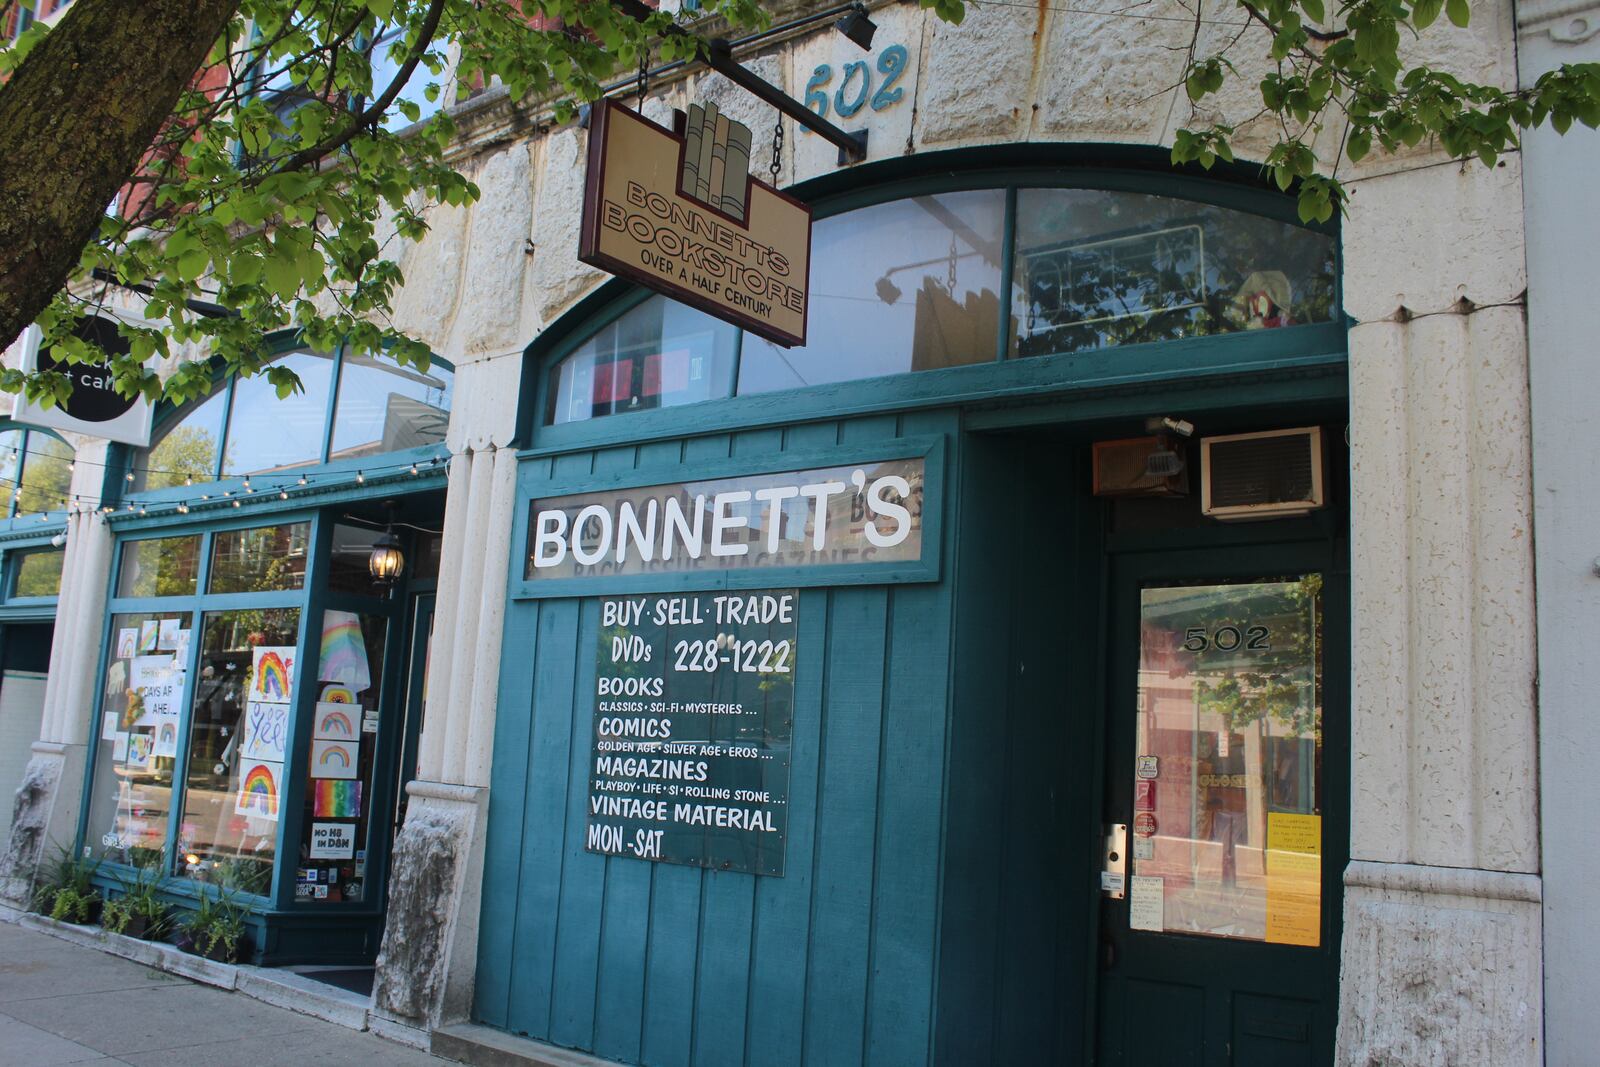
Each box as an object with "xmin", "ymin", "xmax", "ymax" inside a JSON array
[{"xmin": 269, "ymin": 0, "xmax": 447, "ymax": 176}]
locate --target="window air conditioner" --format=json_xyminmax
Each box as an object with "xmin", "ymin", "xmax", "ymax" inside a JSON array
[{"xmin": 1200, "ymin": 427, "xmax": 1325, "ymax": 521}]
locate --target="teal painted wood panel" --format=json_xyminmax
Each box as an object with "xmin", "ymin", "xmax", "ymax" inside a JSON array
[
  {"xmin": 550, "ymin": 597, "xmax": 608, "ymax": 1050},
  {"xmin": 801, "ymin": 587, "xmax": 889, "ymax": 1067},
  {"xmin": 505, "ymin": 599, "xmax": 582, "ymax": 1039},
  {"xmin": 475, "ymin": 598, "xmax": 541, "ymax": 1028},
  {"xmin": 742, "ymin": 589, "xmax": 828, "ymax": 1067},
  {"xmin": 479, "ymin": 411, "xmax": 960, "ymax": 1066}
]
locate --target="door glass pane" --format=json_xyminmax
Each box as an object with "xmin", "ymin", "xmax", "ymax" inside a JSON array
[
  {"xmin": 117, "ymin": 535, "xmax": 202, "ymax": 598},
  {"xmin": 1130, "ymin": 576, "xmax": 1322, "ymax": 946},
  {"xmin": 208, "ymin": 522, "xmax": 310, "ymax": 593},
  {"xmin": 0, "ymin": 429, "xmax": 22, "ymax": 515},
  {"xmin": 84, "ymin": 610, "xmax": 193, "ymax": 868},
  {"xmin": 175, "ymin": 607, "xmax": 300, "ymax": 895},
  {"xmin": 296, "ymin": 610, "xmax": 386, "ymax": 903}
]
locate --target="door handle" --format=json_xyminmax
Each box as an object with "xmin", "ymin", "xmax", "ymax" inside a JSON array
[{"xmin": 1101, "ymin": 822, "xmax": 1126, "ymax": 899}]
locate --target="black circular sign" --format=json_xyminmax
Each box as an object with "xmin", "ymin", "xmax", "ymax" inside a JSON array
[{"xmin": 38, "ymin": 316, "xmax": 137, "ymax": 424}]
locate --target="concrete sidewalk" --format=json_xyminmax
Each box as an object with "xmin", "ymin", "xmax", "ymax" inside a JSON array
[{"xmin": 0, "ymin": 921, "xmax": 459, "ymax": 1065}]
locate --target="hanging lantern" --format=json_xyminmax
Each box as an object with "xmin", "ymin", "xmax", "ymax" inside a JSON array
[{"xmin": 368, "ymin": 528, "xmax": 405, "ymax": 586}]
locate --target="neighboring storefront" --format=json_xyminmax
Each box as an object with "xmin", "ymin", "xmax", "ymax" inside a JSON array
[
  {"xmin": 67, "ymin": 335, "xmax": 450, "ymax": 962},
  {"xmin": 0, "ymin": 425, "xmax": 73, "ymax": 832}
]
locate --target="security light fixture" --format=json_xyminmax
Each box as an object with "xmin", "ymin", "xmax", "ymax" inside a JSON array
[
  {"xmin": 835, "ymin": 4, "xmax": 877, "ymax": 50},
  {"xmin": 368, "ymin": 501, "xmax": 406, "ymax": 588}
]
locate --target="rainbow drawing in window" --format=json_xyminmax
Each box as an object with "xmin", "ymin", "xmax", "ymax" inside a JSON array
[
  {"xmin": 310, "ymin": 739, "xmax": 358, "ymax": 780},
  {"xmin": 234, "ymin": 759, "xmax": 281, "ymax": 820},
  {"xmin": 250, "ymin": 646, "xmax": 296, "ymax": 704},
  {"xmin": 313, "ymin": 703, "xmax": 358, "ymax": 740}
]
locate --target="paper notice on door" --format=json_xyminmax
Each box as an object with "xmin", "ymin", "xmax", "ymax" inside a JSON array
[
  {"xmin": 1129, "ymin": 875, "xmax": 1164, "ymax": 931},
  {"xmin": 1265, "ymin": 812, "xmax": 1322, "ymax": 946}
]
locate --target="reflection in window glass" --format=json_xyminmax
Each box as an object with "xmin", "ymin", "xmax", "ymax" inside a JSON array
[
  {"xmin": 296, "ymin": 610, "xmax": 386, "ymax": 903},
  {"xmin": 1011, "ymin": 189, "xmax": 1337, "ymax": 357},
  {"xmin": 327, "ymin": 523, "xmax": 386, "ymax": 595},
  {"xmin": 177, "ymin": 607, "xmax": 300, "ymax": 895},
  {"xmin": 84, "ymin": 610, "xmax": 193, "ymax": 869},
  {"xmin": 222, "ymin": 350, "xmax": 335, "ymax": 475},
  {"xmin": 0, "ymin": 429, "xmax": 21, "ymax": 515},
  {"xmin": 117, "ymin": 536, "xmax": 202, "ymax": 598},
  {"xmin": 17, "ymin": 432, "xmax": 73, "ymax": 515},
  {"xmin": 1130, "ymin": 577, "xmax": 1322, "ymax": 946},
  {"xmin": 329, "ymin": 354, "xmax": 452, "ymax": 460},
  {"xmin": 208, "ymin": 523, "xmax": 310, "ymax": 594},
  {"xmin": 738, "ymin": 190, "xmax": 1006, "ymax": 394},
  {"xmin": 13, "ymin": 548, "xmax": 65, "ymax": 598},
  {"xmin": 136, "ymin": 389, "xmax": 226, "ymax": 492},
  {"xmin": 547, "ymin": 296, "xmax": 737, "ymax": 425}
]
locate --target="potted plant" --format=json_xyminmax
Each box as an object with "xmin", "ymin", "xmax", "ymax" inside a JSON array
[
  {"xmin": 181, "ymin": 889, "xmax": 250, "ymax": 963},
  {"xmin": 101, "ymin": 861, "xmax": 170, "ymax": 941},
  {"xmin": 29, "ymin": 847, "xmax": 101, "ymax": 925}
]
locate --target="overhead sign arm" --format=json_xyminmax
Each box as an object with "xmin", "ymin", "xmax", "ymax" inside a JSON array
[{"xmin": 611, "ymin": 0, "xmax": 868, "ymax": 163}]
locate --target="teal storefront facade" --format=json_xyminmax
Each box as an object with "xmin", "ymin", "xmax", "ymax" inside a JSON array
[{"xmin": 473, "ymin": 149, "xmax": 1352, "ymax": 1066}]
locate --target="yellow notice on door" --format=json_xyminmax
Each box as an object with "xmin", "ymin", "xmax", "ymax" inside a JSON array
[{"xmin": 1265, "ymin": 812, "xmax": 1321, "ymax": 947}]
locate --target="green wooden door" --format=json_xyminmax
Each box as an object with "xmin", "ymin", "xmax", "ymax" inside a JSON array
[{"xmin": 1094, "ymin": 541, "xmax": 1347, "ymax": 1066}]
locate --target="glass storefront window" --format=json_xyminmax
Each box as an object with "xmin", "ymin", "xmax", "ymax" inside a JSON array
[
  {"xmin": 84, "ymin": 610, "xmax": 193, "ymax": 869},
  {"xmin": 135, "ymin": 389, "xmax": 226, "ymax": 492},
  {"xmin": 117, "ymin": 535, "xmax": 202, "ymax": 598},
  {"xmin": 12, "ymin": 547, "xmax": 65, "ymax": 598},
  {"xmin": 0, "ymin": 429, "xmax": 21, "ymax": 514},
  {"xmin": 208, "ymin": 523, "xmax": 310, "ymax": 594},
  {"xmin": 0, "ymin": 427, "xmax": 75, "ymax": 516},
  {"xmin": 16, "ymin": 431, "xmax": 73, "ymax": 515},
  {"xmin": 546, "ymin": 296, "xmax": 737, "ymax": 425},
  {"xmin": 176, "ymin": 607, "xmax": 301, "ymax": 895},
  {"xmin": 1012, "ymin": 189, "xmax": 1337, "ymax": 357},
  {"xmin": 738, "ymin": 190, "xmax": 1007, "ymax": 394},
  {"xmin": 221, "ymin": 350, "xmax": 336, "ymax": 476},
  {"xmin": 1129, "ymin": 576, "xmax": 1323, "ymax": 946},
  {"xmin": 329, "ymin": 353, "xmax": 453, "ymax": 460},
  {"xmin": 295, "ymin": 610, "xmax": 386, "ymax": 903}
]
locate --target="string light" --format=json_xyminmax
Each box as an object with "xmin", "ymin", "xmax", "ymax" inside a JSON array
[{"xmin": 50, "ymin": 451, "xmax": 447, "ymax": 522}]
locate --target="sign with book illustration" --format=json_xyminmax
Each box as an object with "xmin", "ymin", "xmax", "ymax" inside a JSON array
[{"xmin": 579, "ymin": 99, "xmax": 812, "ymax": 347}]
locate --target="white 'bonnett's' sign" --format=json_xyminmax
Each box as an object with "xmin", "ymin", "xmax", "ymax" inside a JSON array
[{"xmin": 527, "ymin": 458, "xmax": 925, "ymax": 580}]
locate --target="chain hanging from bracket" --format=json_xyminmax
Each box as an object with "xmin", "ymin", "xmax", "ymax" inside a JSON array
[
  {"xmin": 947, "ymin": 231, "xmax": 958, "ymax": 293},
  {"xmin": 769, "ymin": 115, "xmax": 784, "ymax": 185}
]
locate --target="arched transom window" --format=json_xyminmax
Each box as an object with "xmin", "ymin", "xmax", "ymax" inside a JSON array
[{"xmin": 546, "ymin": 184, "xmax": 1337, "ymax": 425}]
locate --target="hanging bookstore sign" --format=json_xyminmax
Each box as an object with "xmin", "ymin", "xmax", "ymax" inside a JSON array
[{"xmin": 578, "ymin": 99, "xmax": 812, "ymax": 347}]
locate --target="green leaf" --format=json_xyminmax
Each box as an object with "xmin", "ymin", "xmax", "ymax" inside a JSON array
[
  {"xmin": 1446, "ymin": 0, "xmax": 1470, "ymax": 27},
  {"xmin": 1347, "ymin": 129, "xmax": 1372, "ymax": 161},
  {"xmin": 1302, "ymin": 0, "xmax": 1325, "ymax": 24},
  {"xmin": 1412, "ymin": 0, "xmax": 1443, "ymax": 28}
]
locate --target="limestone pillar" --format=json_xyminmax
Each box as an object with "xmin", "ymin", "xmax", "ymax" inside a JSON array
[{"xmin": 1336, "ymin": 158, "xmax": 1542, "ymax": 1064}]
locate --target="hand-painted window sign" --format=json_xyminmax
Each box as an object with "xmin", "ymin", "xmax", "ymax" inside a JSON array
[
  {"xmin": 585, "ymin": 590, "xmax": 798, "ymax": 875},
  {"xmin": 579, "ymin": 99, "xmax": 813, "ymax": 347},
  {"xmin": 526, "ymin": 457, "xmax": 923, "ymax": 580}
]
